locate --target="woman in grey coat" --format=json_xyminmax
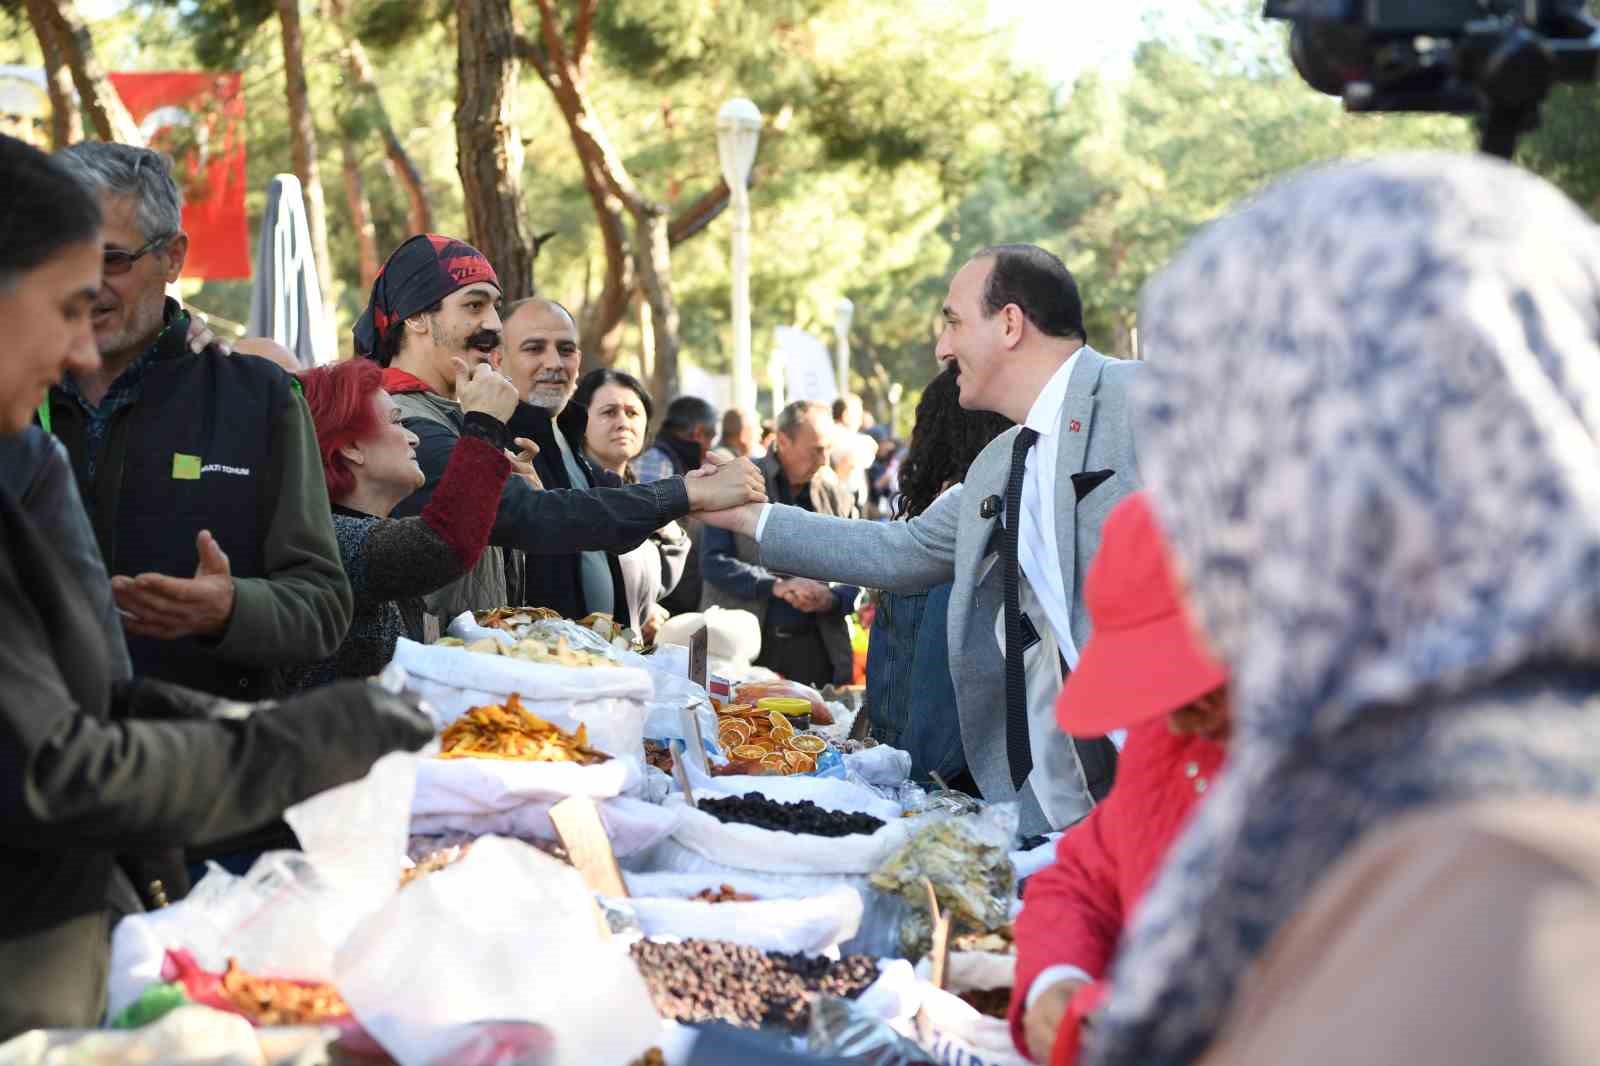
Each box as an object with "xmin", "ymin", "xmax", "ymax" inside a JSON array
[{"xmin": 569, "ymin": 368, "xmax": 689, "ymax": 642}]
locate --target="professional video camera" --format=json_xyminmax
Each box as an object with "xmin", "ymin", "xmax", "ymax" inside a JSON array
[{"xmin": 1264, "ymin": 1, "xmax": 1600, "ymax": 157}]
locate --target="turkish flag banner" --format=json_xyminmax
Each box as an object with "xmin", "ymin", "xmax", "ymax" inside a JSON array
[{"xmin": 108, "ymin": 71, "xmax": 250, "ymax": 280}]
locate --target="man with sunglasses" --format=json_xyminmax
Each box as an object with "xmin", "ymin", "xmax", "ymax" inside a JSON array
[{"xmin": 41, "ymin": 142, "xmax": 350, "ymax": 712}]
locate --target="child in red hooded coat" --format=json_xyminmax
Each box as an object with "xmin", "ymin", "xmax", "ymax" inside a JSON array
[{"xmin": 1009, "ymin": 492, "xmax": 1229, "ymax": 1065}]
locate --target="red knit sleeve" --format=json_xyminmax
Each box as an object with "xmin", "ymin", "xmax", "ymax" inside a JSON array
[
  {"xmin": 419, "ymin": 433, "xmax": 512, "ymax": 569},
  {"xmin": 1009, "ymin": 801, "xmax": 1125, "ymax": 1055}
]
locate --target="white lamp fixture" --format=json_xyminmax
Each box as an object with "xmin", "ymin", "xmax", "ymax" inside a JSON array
[
  {"xmin": 833, "ymin": 297, "xmax": 855, "ymax": 396},
  {"xmin": 716, "ymin": 97, "xmax": 763, "ymax": 414}
]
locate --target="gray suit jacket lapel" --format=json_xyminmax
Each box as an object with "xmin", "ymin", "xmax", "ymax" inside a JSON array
[{"xmin": 1055, "ymin": 349, "xmax": 1106, "ymax": 629}]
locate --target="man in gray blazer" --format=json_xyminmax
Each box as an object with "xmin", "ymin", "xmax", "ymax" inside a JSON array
[{"xmin": 704, "ymin": 245, "xmax": 1141, "ymax": 833}]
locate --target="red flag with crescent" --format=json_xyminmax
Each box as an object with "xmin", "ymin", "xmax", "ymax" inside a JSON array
[{"xmin": 108, "ymin": 71, "xmax": 249, "ymax": 279}]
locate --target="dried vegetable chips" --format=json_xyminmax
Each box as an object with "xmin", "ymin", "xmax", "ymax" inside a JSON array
[{"xmin": 439, "ymin": 695, "xmax": 611, "ymax": 764}]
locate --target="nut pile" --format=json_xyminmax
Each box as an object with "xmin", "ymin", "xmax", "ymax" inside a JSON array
[
  {"xmin": 698, "ymin": 793, "xmax": 885, "ymax": 837},
  {"xmin": 957, "ymin": 987, "xmax": 1012, "ymax": 1019},
  {"xmin": 628, "ymin": 939, "xmax": 878, "ymax": 1030},
  {"xmin": 688, "ymin": 884, "xmax": 760, "ymax": 903}
]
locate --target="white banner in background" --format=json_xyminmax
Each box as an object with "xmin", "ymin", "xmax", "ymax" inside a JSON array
[
  {"xmin": 775, "ymin": 325, "xmax": 839, "ymax": 405},
  {"xmin": 678, "ymin": 362, "xmax": 733, "ymax": 413}
]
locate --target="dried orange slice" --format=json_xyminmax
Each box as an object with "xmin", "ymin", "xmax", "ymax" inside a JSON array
[
  {"xmin": 718, "ymin": 703, "xmax": 756, "ymax": 717},
  {"xmin": 760, "ymin": 752, "xmax": 791, "ymax": 772},
  {"xmin": 731, "ymin": 744, "xmax": 768, "ymax": 761},
  {"xmin": 768, "ymin": 712, "xmax": 795, "ymax": 738},
  {"xmin": 784, "ymin": 750, "xmax": 815, "ymax": 773},
  {"xmin": 787, "ymin": 735, "xmax": 828, "ymax": 755}
]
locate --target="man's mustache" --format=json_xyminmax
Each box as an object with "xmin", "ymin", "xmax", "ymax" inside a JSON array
[{"xmin": 465, "ymin": 329, "xmax": 502, "ymax": 352}]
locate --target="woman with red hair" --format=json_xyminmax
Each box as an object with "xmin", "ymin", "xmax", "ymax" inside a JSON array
[{"xmin": 286, "ymin": 356, "xmax": 517, "ymax": 689}]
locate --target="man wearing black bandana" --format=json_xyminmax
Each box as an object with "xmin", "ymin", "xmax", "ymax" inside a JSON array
[{"xmin": 355, "ymin": 234, "xmax": 767, "ymax": 621}]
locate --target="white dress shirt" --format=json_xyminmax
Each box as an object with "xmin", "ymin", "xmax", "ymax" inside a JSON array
[{"xmin": 1012, "ymin": 346, "xmax": 1084, "ymax": 669}]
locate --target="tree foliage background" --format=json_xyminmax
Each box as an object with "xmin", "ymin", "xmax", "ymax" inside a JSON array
[{"xmin": 4, "ymin": 0, "xmax": 1597, "ymax": 429}]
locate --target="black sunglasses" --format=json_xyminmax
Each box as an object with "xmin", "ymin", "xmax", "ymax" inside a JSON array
[{"xmin": 103, "ymin": 233, "xmax": 173, "ymax": 276}]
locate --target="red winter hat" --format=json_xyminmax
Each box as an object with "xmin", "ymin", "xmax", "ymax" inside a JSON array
[{"xmin": 1056, "ymin": 491, "xmax": 1227, "ymax": 738}]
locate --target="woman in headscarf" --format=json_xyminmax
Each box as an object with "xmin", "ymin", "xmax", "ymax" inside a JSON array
[{"xmin": 1085, "ymin": 153, "xmax": 1600, "ymax": 1066}]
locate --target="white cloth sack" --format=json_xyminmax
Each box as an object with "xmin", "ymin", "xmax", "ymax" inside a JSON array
[
  {"xmin": 662, "ymin": 796, "xmax": 916, "ymax": 875},
  {"xmin": 617, "ymin": 872, "xmax": 864, "ymax": 954},
  {"xmin": 409, "ymin": 794, "xmax": 682, "ymax": 858},
  {"xmin": 106, "ymin": 752, "xmax": 419, "ymax": 1019},
  {"xmin": 391, "ymin": 637, "xmax": 652, "ymax": 760},
  {"xmin": 656, "ymin": 606, "xmax": 761, "ymax": 666},
  {"xmin": 412, "ymin": 750, "xmax": 641, "ymax": 813},
  {"xmin": 336, "ymin": 837, "xmax": 660, "ymax": 1066},
  {"xmin": 680, "ymin": 765, "xmax": 903, "ymax": 823},
  {"xmin": 912, "ymin": 953, "xmax": 1028, "ymax": 1066}
]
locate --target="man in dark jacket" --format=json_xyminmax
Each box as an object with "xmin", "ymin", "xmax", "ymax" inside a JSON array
[
  {"xmin": 356, "ymin": 234, "xmax": 764, "ymax": 621},
  {"xmin": 499, "ymin": 296, "xmax": 631, "ymax": 621},
  {"xmin": 636, "ymin": 395, "xmax": 720, "ymax": 616},
  {"xmin": 703, "ymin": 400, "xmax": 860, "ymax": 686},
  {"xmin": 44, "ymin": 142, "xmax": 350, "ymax": 701}
]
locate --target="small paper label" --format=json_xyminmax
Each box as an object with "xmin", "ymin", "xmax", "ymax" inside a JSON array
[
  {"xmin": 171, "ymin": 453, "xmax": 202, "ymax": 480},
  {"xmin": 549, "ymin": 796, "xmax": 628, "ymax": 898},
  {"xmin": 688, "ymin": 623, "xmax": 709, "ymax": 692}
]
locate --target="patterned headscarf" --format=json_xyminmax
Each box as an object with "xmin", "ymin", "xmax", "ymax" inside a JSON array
[
  {"xmin": 353, "ymin": 234, "xmax": 500, "ymax": 363},
  {"xmin": 1085, "ymin": 153, "xmax": 1600, "ymax": 1066}
]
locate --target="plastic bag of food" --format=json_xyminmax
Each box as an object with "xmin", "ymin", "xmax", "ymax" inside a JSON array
[
  {"xmin": 732, "ymin": 679, "xmax": 835, "ymax": 725},
  {"xmin": 806, "ymin": 958, "xmax": 928, "ymax": 1065},
  {"xmin": 870, "ymin": 805, "xmax": 1020, "ymax": 959},
  {"xmin": 106, "ymin": 752, "xmax": 420, "ymax": 1021},
  {"xmin": 335, "ymin": 837, "xmax": 659, "ymax": 1066}
]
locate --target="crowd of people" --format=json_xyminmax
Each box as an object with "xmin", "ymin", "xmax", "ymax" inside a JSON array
[{"xmin": 6, "ymin": 121, "xmax": 1600, "ymax": 1065}]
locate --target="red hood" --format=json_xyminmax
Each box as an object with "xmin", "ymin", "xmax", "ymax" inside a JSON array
[{"xmin": 381, "ymin": 367, "xmax": 436, "ymax": 395}]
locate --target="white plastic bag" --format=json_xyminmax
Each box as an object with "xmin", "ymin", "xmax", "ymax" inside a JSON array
[
  {"xmin": 106, "ymin": 752, "xmax": 420, "ymax": 1019},
  {"xmin": 663, "ymin": 796, "xmax": 916, "ymax": 875},
  {"xmin": 336, "ymin": 837, "xmax": 660, "ymax": 1066},
  {"xmin": 912, "ymin": 953, "xmax": 1028, "ymax": 1066},
  {"xmin": 391, "ymin": 638, "xmax": 652, "ymax": 760},
  {"xmin": 842, "ymin": 745, "xmax": 914, "ymax": 788},
  {"xmin": 617, "ymin": 872, "xmax": 863, "ymax": 954}
]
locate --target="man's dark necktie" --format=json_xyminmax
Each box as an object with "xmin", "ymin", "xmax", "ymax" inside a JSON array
[{"xmin": 1003, "ymin": 427, "xmax": 1040, "ymax": 789}]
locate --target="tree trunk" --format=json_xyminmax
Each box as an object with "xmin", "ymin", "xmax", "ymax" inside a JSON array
[
  {"xmin": 339, "ymin": 130, "xmax": 381, "ymax": 290},
  {"xmin": 276, "ymin": 0, "xmax": 338, "ymax": 358},
  {"xmin": 455, "ymin": 0, "xmax": 536, "ymax": 300},
  {"xmin": 633, "ymin": 206, "xmax": 680, "ymax": 405},
  {"xmin": 27, "ymin": 2, "xmax": 83, "ymax": 148},
  {"xmin": 323, "ymin": 0, "xmax": 433, "ymax": 234},
  {"xmin": 26, "ymin": 0, "xmax": 140, "ymax": 145}
]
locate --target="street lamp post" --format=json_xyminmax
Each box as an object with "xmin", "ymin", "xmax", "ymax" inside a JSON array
[
  {"xmin": 833, "ymin": 297, "xmax": 854, "ymax": 397},
  {"xmin": 717, "ymin": 97, "xmax": 762, "ymax": 414}
]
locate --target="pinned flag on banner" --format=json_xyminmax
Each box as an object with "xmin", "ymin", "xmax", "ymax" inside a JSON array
[{"xmin": 108, "ymin": 71, "xmax": 249, "ymax": 280}]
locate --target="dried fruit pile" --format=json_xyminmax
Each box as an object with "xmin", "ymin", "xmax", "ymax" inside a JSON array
[
  {"xmin": 628, "ymin": 939, "xmax": 878, "ymax": 1030},
  {"xmin": 439, "ymin": 695, "xmax": 610, "ymax": 763},
  {"xmin": 697, "ymin": 793, "xmax": 884, "ymax": 837}
]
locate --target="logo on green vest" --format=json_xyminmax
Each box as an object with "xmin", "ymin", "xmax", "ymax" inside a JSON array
[{"xmin": 172, "ymin": 453, "xmax": 202, "ymax": 480}]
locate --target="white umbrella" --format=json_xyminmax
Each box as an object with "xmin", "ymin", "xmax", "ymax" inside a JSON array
[{"xmin": 246, "ymin": 173, "xmax": 328, "ymax": 366}]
